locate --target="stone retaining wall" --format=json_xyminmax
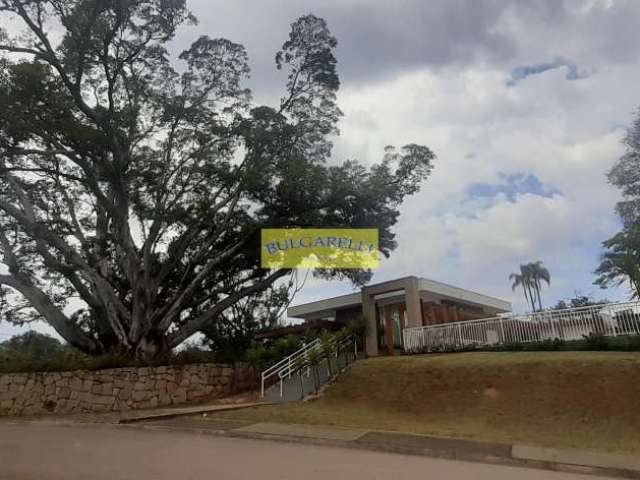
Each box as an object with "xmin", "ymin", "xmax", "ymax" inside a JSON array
[{"xmin": 0, "ymin": 362, "xmax": 257, "ymax": 416}]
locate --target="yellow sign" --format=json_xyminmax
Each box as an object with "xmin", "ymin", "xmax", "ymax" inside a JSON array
[{"xmin": 261, "ymin": 228, "xmax": 379, "ymax": 269}]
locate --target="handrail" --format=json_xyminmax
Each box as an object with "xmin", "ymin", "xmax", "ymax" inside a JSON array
[
  {"xmin": 260, "ymin": 334, "xmax": 355, "ymax": 398},
  {"xmin": 276, "ymin": 334, "xmax": 355, "ymax": 380},
  {"xmin": 260, "ymin": 338, "xmax": 320, "ymax": 397},
  {"xmin": 261, "ymin": 338, "xmax": 320, "ymax": 377}
]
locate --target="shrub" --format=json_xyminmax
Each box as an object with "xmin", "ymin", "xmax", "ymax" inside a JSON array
[
  {"xmin": 244, "ymin": 335, "xmax": 303, "ymax": 371},
  {"xmin": 346, "ymin": 315, "xmax": 368, "ymax": 355},
  {"xmin": 583, "ymin": 332, "xmax": 609, "ymax": 350},
  {"xmin": 604, "ymin": 334, "xmax": 640, "ymax": 351},
  {"xmin": 0, "ymin": 332, "xmax": 230, "ymax": 374}
]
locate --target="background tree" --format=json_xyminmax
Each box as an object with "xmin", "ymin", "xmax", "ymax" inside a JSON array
[
  {"xmin": 0, "ymin": 331, "xmax": 63, "ymax": 357},
  {"xmin": 528, "ymin": 260, "xmax": 550, "ymax": 311},
  {"xmin": 510, "ymin": 264, "xmax": 535, "ymax": 312},
  {"xmin": 595, "ymin": 108, "xmax": 640, "ymax": 299},
  {"xmin": 509, "ymin": 261, "xmax": 550, "ymax": 312},
  {"xmin": 0, "ymin": 2, "xmax": 434, "ymax": 358},
  {"xmin": 200, "ymin": 275, "xmax": 304, "ymax": 361},
  {"xmin": 553, "ymin": 294, "xmax": 609, "ymax": 310},
  {"xmin": 595, "ymin": 228, "xmax": 640, "ymax": 299}
]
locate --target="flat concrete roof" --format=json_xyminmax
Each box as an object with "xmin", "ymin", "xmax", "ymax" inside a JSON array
[
  {"xmin": 288, "ymin": 277, "xmax": 511, "ymax": 318},
  {"xmin": 418, "ymin": 278, "xmax": 511, "ymax": 312},
  {"xmin": 288, "ymin": 292, "xmax": 362, "ymax": 318}
]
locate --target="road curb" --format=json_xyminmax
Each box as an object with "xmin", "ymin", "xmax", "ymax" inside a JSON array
[
  {"xmin": 125, "ymin": 420, "xmax": 640, "ymax": 479},
  {"xmin": 512, "ymin": 445, "xmax": 640, "ymax": 477},
  {"xmin": 116, "ymin": 402, "xmax": 272, "ymax": 424}
]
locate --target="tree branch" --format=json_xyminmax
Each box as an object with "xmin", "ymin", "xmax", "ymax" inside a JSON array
[
  {"xmin": 166, "ymin": 269, "xmax": 289, "ymax": 348},
  {"xmin": 0, "ymin": 274, "xmax": 98, "ymax": 353}
]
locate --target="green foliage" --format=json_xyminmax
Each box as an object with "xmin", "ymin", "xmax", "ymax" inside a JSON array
[
  {"xmin": 346, "ymin": 315, "xmax": 368, "ymax": 337},
  {"xmin": 605, "ymin": 334, "xmax": 640, "ymax": 351},
  {"xmin": 306, "ymin": 348, "xmax": 321, "ymax": 366},
  {"xmin": 200, "ymin": 281, "xmax": 292, "ymax": 363},
  {"xmin": 0, "ymin": 333, "xmax": 222, "ymax": 374},
  {"xmin": 509, "ymin": 261, "xmax": 551, "ymax": 312},
  {"xmin": 553, "ymin": 295, "xmax": 609, "ymax": 310},
  {"xmin": 320, "ymin": 330, "xmax": 335, "ymax": 375},
  {"xmin": 582, "ymin": 332, "xmax": 609, "ymax": 351},
  {"xmin": 345, "ymin": 315, "xmax": 367, "ymax": 355},
  {"xmin": 0, "ymin": 332, "xmax": 86, "ymax": 373},
  {"xmin": 594, "ymin": 227, "xmax": 640, "ymax": 299},
  {"xmin": 320, "ymin": 330, "xmax": 335, "ymax": 354},
  {"xmin": 245, "ymin": 324, "xmax": 357, "ymax": 377},
  {"xmin": 0, "ymin": 331, "xmax": 64, "ymax": 357},
  {"xmin": 491, "ymin": 338, "xmax": 567, "ymax": 352},
  {"xmin": 607, "ymin": 108, "xmax": 640, "ymax": 227},
  {"xmin": 467, "ymin": 335, "xmax": 640, "ymax": 353},
  {"xmin": 245, "ymin": 344, "xmax": 268, "ymax": 369},
  {"xmin": 595, "ymin": 108, "xmax": 640, "ymax": 299},
  {"xmin": 244, "ymin": 335, "xmax": 302, "ymax": 370}
]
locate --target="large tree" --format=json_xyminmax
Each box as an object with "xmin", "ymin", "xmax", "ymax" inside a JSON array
[
  {"xmin": 595, "ymin": 108, "xmax": 640, "ymax": 299},
  {"xmin": 0, "ymin": 2, "xmax": 434, "ymax": 358}
]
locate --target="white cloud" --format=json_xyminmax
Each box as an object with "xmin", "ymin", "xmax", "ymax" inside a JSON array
[{"xmin": 292, "ymin": 56, "xmax": 638, "ymax": 313}]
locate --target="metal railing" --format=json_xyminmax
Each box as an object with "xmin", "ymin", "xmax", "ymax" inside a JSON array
[
  {"xmin": 260, "ymin": 338, "xmax": 321, "ymax": 397},
  {"xmin": 403, "ymin": 301, "xmax": 640, "ymax": 353},
  {"xmin": 260, "ymin": 334, "xmax": 357, "ymax": 398}
]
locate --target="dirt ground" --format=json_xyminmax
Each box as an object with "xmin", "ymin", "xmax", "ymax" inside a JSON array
[{"xmin": 209, "ymin": 352, "xmax": 640, "ymax": 454}]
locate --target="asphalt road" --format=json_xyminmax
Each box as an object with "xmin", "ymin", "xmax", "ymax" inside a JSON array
[{"xmin": 0, "ymin": 422, "xmax": 614, "ymax": 480}]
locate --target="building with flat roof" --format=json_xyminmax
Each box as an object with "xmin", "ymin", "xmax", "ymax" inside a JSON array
[{"xmin": 288, "ymin": 276, "xmax": 511, "ymax": 356}]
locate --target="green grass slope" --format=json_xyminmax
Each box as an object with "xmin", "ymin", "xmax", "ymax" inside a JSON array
[{"xmin": 213, "ymin": 352, "xmax": 640, "ymax": 454}]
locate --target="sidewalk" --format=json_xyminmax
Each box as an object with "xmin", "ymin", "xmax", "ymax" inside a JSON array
[{"xmin": 131, "ymin": 416, "xmax": 640, "ymax": 479}]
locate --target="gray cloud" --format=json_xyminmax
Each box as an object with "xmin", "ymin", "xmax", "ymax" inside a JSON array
[
  {"xmin": 175, "ymin": 0, "xmax": 640, "ymax": 100},
  {"xmin": 176, "ymin": 0, "xmax": 543, "ymax": 96},
  {"xmin": 506, "ymin": 57, "xmax": 588, "ymax": 87}
]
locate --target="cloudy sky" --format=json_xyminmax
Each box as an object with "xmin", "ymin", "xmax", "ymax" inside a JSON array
[
  {"xmin": 2, "ymin": 0, "xmax": 640, "ymax": 339},
  {"xmin": 193, "ymin": 0, "xmax": 636, "ymax": 316}
]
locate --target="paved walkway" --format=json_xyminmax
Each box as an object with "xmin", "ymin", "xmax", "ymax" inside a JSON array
[{"xmin": 0, "ymin": 422, "xmax": 613, "ymax": 480}]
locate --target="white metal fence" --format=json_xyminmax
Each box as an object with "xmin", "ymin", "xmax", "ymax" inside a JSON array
[{"xmin": 403, "ymin": 301, "xmax": 640, "ymax": 353}]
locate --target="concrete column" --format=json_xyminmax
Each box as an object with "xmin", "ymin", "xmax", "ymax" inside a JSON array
[
  {"xmin": 361, "ymin": 289, "xmax": 378, "ymax": 356},
  {"xmin": 404, "ymin": 277, "xmax": 422, "ymax": 328}
]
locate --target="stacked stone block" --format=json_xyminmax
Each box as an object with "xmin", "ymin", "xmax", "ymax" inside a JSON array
[{"xmin": 0, "ymin": 363, "xmax": 256, "ymax": 416}]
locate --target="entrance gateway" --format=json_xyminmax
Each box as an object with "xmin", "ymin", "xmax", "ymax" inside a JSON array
[{"xmin": 287, "ymin": 276, "xmax": 512, "ymax": 356}]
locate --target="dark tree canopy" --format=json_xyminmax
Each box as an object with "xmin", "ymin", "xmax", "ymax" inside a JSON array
[
  {"xmin": 594, "ymin": 227, "xmax": 640, "ymax": 299},
  {"xmin": 595, "ymin": 108, "xmax": 640, "ymax": 299},
  {"xmin": 0, "ymin": 1, "xmax": 434, "ymax": 358}
]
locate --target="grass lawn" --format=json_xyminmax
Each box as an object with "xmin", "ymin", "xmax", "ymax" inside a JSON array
[{"xmin": 209, "ymin": 352, "xmax": 640, "ymax": 454}]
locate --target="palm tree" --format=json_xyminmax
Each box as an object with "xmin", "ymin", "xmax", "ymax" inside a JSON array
[
  {"xmin": 528, "ymin": 261, "xmax": 551, "ymax": 310},
  {"xmin": 510, "ymin": 264, "xmax": 536, "ymax": 312},
  {"xmin": 510, "ymin": 261, "xmax": 551, "ymax": 312}
]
